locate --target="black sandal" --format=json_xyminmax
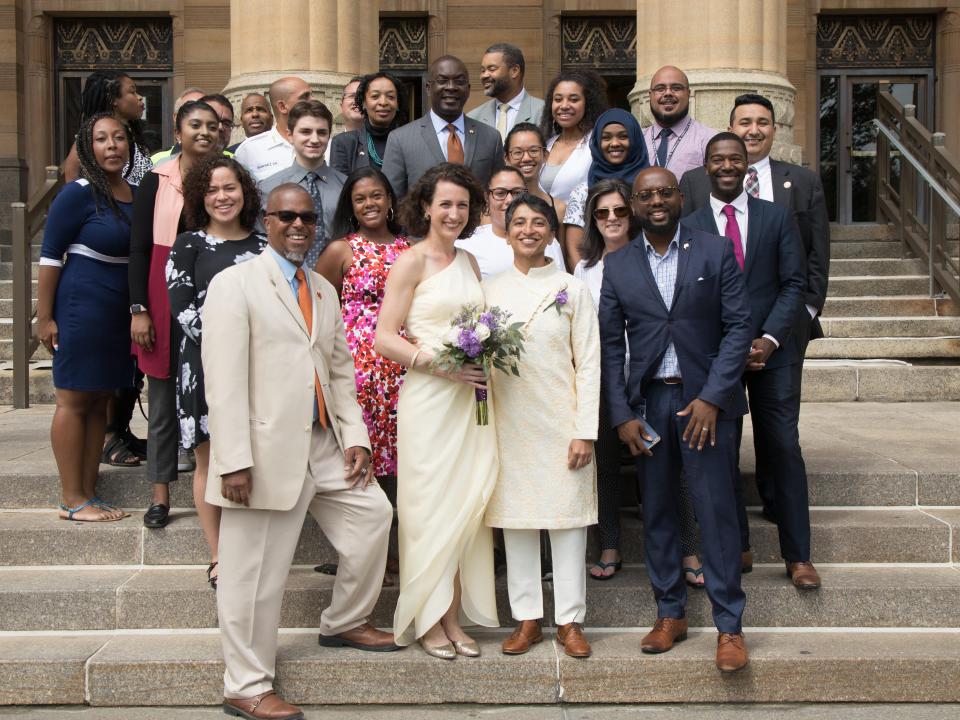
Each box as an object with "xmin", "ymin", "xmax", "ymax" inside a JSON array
[
  {"xmin": 206, "ymin": 561, "xmax": 218, "ymax": 591},
  {"xmin": 101, "ymin": 435, "xmax": 141, "ymax": 467},
  {"xmin": 119, "ymin": 428, "xmax": 147, "ymax": 461}
]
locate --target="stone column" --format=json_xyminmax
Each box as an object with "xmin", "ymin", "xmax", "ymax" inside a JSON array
[
  {"xmin": 630, "ymin": 0, "xmax": 801, "ymax": 163},
  {"xmin": 938, "ymin": 9, "xmax": 960, "ymax": 155},
  {"xmin": 222, "ymin": 0, "xmax": 380, "ymax": 135}
]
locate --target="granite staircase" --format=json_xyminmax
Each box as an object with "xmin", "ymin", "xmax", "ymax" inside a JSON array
[{"xmin": 1, "ymin": 223, "xmax": 959, "ymax": 708}]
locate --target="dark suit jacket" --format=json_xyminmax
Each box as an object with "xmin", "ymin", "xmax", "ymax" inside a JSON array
[
  {"xmin": 681, "ymin": 196, "xmax": 807, "ymax": 369},
  {"xmin": 381, "ymin": 113, "xmax": 504, "ymax": 198},
  {"xmin": 329, "ymin": 127, "xmax": 379, "ymax": 177},
  {"xmin": 679, "ymin": 159, "xmax": 830, "ymax": 339},
  {"xmin": 598, "ymin": 225, "xmax": 753, "ymax": 429}
]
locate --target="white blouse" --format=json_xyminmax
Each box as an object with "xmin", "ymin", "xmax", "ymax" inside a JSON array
[{"xmin": 542, "ymin": 133, "xmax": 592, "ymax": 204}]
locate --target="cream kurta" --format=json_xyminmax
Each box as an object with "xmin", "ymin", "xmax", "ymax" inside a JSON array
[
  {"xmin": 393, "ymin": 250, "xmax": 499, "ymax": 646},
  {"xmin": 483, "ymin": 260, "xmax": 600, "ymax": 529}
]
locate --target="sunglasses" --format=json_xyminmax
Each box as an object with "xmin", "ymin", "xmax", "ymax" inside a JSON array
[
  {"xmin": 631, "ymin": 186, "xmax": 679, "ymax": 202},
  {"xmin": 265, "ymin": 210, "xmax": 318, "ymax": 225},
  {"xmin": 592, "ymin": 205, "xmax": 632, "ymax": 221}
]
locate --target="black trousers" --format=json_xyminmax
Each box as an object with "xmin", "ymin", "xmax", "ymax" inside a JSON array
[
  {"xmin": 595, "ymin": 396, "xmax": 625, "ymax": 551},
  {"xmin": 735, "ymin": 361, "xmax": 811, "ymax": 561}
]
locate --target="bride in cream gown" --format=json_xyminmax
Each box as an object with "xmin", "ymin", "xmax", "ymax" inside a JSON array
[{"xmin": 375, "ymin": 164, "xmax": 498, "ymax": 659}]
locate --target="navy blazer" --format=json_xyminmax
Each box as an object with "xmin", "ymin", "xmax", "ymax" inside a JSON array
[
  {"xmin": 681, "ymin": 196, "xmax": 807, "ymax": 369},
  {"xmin": 598, "ymin": 225, "xmax": 753, "ymax": 429}
]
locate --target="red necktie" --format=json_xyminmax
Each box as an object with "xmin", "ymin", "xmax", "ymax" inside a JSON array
[
  {"xmin": 722, "ymin": 205, "xmax": 745, "ymax": 271},
  {"xmin": 446, "ymin": 124, "xmax": 464, "ymax": 164},
  {"xmin": 294, "ymin": 268, "xmax": 327, "ymax": 428}
]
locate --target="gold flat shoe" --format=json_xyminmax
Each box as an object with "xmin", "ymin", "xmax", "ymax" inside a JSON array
[
  {"xmin": 419, "ymin": 639, "xmax": 456, "ymax": 660},
  {"xmin": 453, "ymin": 640, "xmax": 480, "ymax": 657}
]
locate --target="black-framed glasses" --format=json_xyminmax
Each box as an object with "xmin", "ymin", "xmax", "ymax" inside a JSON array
[
  {"xmin": 651, "ymin": 84, "xmax": 688, "ymax": 95},
  {"xmin": 592, "ymin": 205, "xmax": 632, "ymax": 221},
  {"xmin": 506, "ymin": 146, "xmax": 545, "ymax": 161},
  {"xmin": 487, "ymin": 187, "xmax": 527, "ymax": 201},
  {"xmin": 219, "ymin": 119, "xmax": 239, "ymax": 129},
  {"xmin": 265, "ymin": 210, "xmax": 319, "ymax": 225},
  {"xmin": 631, "ymin": 186, "xmax": 679, "ymax": 202}
]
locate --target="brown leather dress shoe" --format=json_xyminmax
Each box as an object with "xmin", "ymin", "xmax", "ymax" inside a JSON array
[
  {"xmin": 223, "ymin": 690, "xmax": 304, "ymax": 720},
  {"xmin": 640, "ymin": 616, "xmax": 688, "ymax": 654},
  {"xmin": 318, "ymin": 622, "xmax": 401, "ymax": 652},
  {"xmin": 502, "ymin": 619, "xmax": 543, "ymax": 655},
  {"xmin": 741, "ymin": 550, "xmax": 754, "ymax": 574},
  {"xmin": 716, "ymin": 632, "xmax": 748, "ymax": 672},
  {"xmin": 557, "ymin": 622, "xmax": 591, "ymax": 658},
  {"xmin": 786, "ymin": 561, "xmax": 821, "ymax": 589}
]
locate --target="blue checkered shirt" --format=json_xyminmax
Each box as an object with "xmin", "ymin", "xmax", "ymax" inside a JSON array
[{"xmin": 643, "ymin": 231, "xmax": 681, "ymax": 379}]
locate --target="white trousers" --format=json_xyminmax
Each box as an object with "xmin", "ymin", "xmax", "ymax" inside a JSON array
[
  {"xmin": 502, "ymin": 527, "xmax": 587, "ymax": 626},
  {"xmin": 217, "ymin": 424, "xmax": 393, "ymax": 698}
]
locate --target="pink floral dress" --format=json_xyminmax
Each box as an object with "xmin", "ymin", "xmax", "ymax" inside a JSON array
[{"xmin": 341, "ymin": 232, "xmax": 411, "ymax": 476}]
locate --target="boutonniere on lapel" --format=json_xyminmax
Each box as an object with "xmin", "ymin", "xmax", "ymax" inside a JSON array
[
  {"xmin": 543, "ymin": 285, "xmax": 569, "ymax": 315},
  {"xmin": 783, "ymin": 181, "xmax": 792, "ymax": 189}
]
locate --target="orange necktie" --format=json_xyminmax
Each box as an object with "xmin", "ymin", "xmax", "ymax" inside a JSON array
[
  {"xmin": 295, "ymin": 268, "xmax": 328, "ymax": 428},
  {"xmin": 446, "ymin": 124, "xmax": 464, "ymax": 164}
]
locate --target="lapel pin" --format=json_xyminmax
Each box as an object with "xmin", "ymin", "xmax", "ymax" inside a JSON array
[
  {"xmin": 682, "ymin": 242, "xmax": 690, "ymax": 250},
  {"xmin": 469, "ymin": 128, "xmax": 475, "ymax": 134},
  {"xmin": 783, "ymin": 181, "xmax": 792, "ymax": 189},
  {"xmin": 316, "ymin": 290, "xmax": 322, "ymax": 299},
  {"xmin": 359, "ymin": 150, "xmax": 366, "ymax": 156}
]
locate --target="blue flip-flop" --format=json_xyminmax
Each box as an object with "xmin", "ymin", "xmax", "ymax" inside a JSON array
[
  {"xmin": 684, "ymin": 565, "xmax": 705, "ymax": 589},
  {"xmin": 589, "ymin": 560, "xmax": 622, "ymax": 581}
]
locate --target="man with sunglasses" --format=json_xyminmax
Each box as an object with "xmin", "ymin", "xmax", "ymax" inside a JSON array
[
  {"xmin": 599, "ymin": 166, "xmax": 753, "ymax": 672},
  {"xmin": 202, "ymin": 183, "xmax": 398, "ymax": 720}
]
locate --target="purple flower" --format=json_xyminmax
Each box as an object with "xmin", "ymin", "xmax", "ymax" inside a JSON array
[
  {"xmin": 479, "ymin": 311, "xmax": 497, "ymax": 331},
  {"xmin": 457, "ymin": 328, "xmax": 482, "ymax": 358},
  {"xmin": 555, "ymin": 289, "xmax": 568, "ymax": 307}
]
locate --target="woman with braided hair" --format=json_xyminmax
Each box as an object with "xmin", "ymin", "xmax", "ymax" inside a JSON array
[
  {"xmin": 37, "ymin": 113, "xmax": 137, "ymax": 522},
  {"xmin": 63, "ymin": 70, "xmax": 153, "ymax": 186}
]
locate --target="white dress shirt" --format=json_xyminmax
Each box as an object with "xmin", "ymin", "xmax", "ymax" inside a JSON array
[
  {"xmin": 429, "ymin": 110, "xmax": 466, "ymax": 161},
  {"xmin": 234, "ymin": 126, "xmax": 295, "ymax": 182},
  {"xmin": 748, "ymin": 154, "xmax": 774, "ymax": 202},
  {"xmin": 456, "ymin": 223, "xmax": 565, "ymax": 279}
]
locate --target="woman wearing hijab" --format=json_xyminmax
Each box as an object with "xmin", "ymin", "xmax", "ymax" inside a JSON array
[{"xmin": 561, "ymin": 108, "xmax": 648, "ymax": 267}]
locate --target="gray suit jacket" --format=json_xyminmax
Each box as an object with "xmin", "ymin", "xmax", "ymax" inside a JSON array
[
  {"xmin": 382, "ymin": 113, "xmax": 504, "ymax": 199},
  {"xmin": 468, "ymin": 91, "xmax": 545, "ymax": 131},
  {"xmin": 257, "ymin": 161, "xmax": 345, "ymax": 250}
]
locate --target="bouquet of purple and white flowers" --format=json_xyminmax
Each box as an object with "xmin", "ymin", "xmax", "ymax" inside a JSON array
[{"xmin": 432, "ymin": 304, "xmax": 526, "ymax": 425}]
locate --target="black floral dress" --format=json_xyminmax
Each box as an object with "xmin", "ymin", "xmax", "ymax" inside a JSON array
[{"xmin": 166, "ymin": 230, "xmax": 267, "ymax": 449}]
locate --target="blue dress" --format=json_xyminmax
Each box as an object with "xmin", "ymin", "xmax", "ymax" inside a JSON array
[{"xmin": 40, "ymin": 179, "xmax": 136, "ymax": 391}]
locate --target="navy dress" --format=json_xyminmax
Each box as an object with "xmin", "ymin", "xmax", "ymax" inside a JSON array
[{"xmin": 40, "ymin": 179, "xmax": 136, "ymax": 391}]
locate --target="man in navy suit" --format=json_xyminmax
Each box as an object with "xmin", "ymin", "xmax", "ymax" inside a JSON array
[
  {"xmin": 682, "ymin": 133, "xmax": 820, "ymax": 590},
  {"xmin": 599, "ymin": 166, "xmax": 753, "ymax": 673}
]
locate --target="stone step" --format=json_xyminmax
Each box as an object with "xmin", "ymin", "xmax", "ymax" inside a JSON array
[
  {"xmin": 818, "ymin": 316, "xmax": 960, "ymax": 338},
  {"xmin": 0, "ymin": 364, "xmax": 55, "ymax": 404},
  {"xmin": 830, "ymin": 241, "xmax": 903, "ymax": 259},
  {"xmin": 0, "ymin": 507, "xmax": 953, "ymax": 567},
  {"xmin": 0, "ymin": 245, "xmax": 41, "ymax": 263},
  {"xmin": 826, "ymin": 276, "xmax": 929, "ymax": 296},
  {"xmin": 823, "ymin": 295, "xmax": 959, "ymax": 317},
  {"xmin": 0, "ymin": 296, "xmax": 38, "ymax": 317},
  {"xmin": 0, "ymin": 341, "xmax": 51, "ymax": 361},
  {"xmin": 829, "ymin": 223, "xmax": 896, "ymax": 241},
  {"xmin": 0, "ymin": 280, "xmax": 37, "ymax": 300},
  {"xmin": 805, "ymin": 336, "xmax": 960, "ymax": 359},
  {"xmin": 3, "ymin": 565, "xmax": 959, "ymax": 633},
  {"xmin": 0, "ymin": 262, "xmax": 39, "ymax": 281},
  {"xmin": 3, "ymin": 631, "xmax": 959, "ymax": 706},
  {"xmin": 829, "ymin": 258, "xmax": 927, "ymax": 276},
  {"xmin": 800, "ymin": 362, "xmax": 960, "ymax": 402}
]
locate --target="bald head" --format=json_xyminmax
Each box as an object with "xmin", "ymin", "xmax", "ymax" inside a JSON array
[
  {"xmin": 649, "ymin": 66, "xmax": 691, "ymax": 127},
  {"xmin": 268, "ymin": 76, "xmax": 312, "ymax": 118}
]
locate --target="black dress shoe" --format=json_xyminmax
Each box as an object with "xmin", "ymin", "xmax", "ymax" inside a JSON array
[{"xmin": 143, "ymin": 503, "xmax": 170, "ymax": 528}]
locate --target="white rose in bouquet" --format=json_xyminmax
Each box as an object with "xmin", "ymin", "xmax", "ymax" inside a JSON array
[
  {"xmin": 444, "ymin": 327, "xmax": 461, "ymax": 346},
  {"xmin": 474, "ymin": 322, "xmax": 491, "ymax": 341}
]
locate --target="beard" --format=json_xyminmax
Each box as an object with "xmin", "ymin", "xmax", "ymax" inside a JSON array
[
  {"xmin": 484, "ymin": 76, "xmax": 511, "ymax": 98},
  {"xmin": 650, "ymin": 102, "xmax": 689, "ymax": 127},
  {"xmin": 282, "ymin": 250, "xmax": 306, "ymax": 264},
  {"xmin": 637, "ymin": 213, "xmax": 679, "ymax": 236}
]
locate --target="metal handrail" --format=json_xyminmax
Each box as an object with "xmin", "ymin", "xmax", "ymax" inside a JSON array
[
  {"xmin": 873, "ymin": 120, "xmax": 960, "ymax": 217},
  {"xmin": 10, "ymin": 166, "xmax": 63, "ymax": 408}
]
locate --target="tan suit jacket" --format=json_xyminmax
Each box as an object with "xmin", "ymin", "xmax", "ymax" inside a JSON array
[{"xmin": 201, "ymin": 251, "xmax": 370, "ymax": 511}]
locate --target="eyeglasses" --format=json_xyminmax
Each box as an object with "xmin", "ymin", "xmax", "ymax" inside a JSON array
[
  {"xmin": 265, "ymin": 210, "xmax": 318, "ymax": 225},
  {"xmin": 631, "ymin": 186, "xmax": 679, "ymax": 202},
  {"xmin": 488, "ymin": 187, "xmax": 527, "ymax": 201},
  {"xmin": 651, "ymin": 84, "xmax": 688, "ymax": 95},
  {"xmin": 219, "ymin": 119, "xmax": 239, "ymax": 129},
  {"xmin": 506, "ymin": 147, "xmax": 545, "ymax": 161},
  {"xmin": 592, "ymin": 205, "xmax": 632, "ymax": 221}
]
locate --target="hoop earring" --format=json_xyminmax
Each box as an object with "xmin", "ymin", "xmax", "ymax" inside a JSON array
[{"xmin": 387, "ymin": 207, "xmax": 395, "ymax": 221}]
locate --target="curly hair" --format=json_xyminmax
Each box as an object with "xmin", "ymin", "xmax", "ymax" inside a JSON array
[
  {"xmin": 353, "ymin": 71, "xmax": 408, "ymax": 128},
  {"xmin": 581, "ymin": 179, "xmax": 638, "ymax": 268},
  {"xmin": 182, "ymin": 156, "xmax": 261, "ymax": 232},
  {"xmin": 331, "ymin": 167, "xmax": 403, "ymax": 239},
  {"xmin": 79, "ymin": 70, "xmax": 147, "ymax": 174},
  {"xmin": 75, "ymin": 112, "xmax": 132, "ymax": 224},
  {"xmin": 399, "ymin": 163, "xmax": 484, "ymax": 240},
  {"xmin": 540, "ymin": 69, "xmax": 609, "ymax": 139},
  {"xmin": 504, "ymin": 193, "xmax": 559, "ymax": 238}
]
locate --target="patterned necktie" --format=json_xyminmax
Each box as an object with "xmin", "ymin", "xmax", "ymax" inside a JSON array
[
  {"xmin": 294, "ymin": 268, "xmax": 327, "ymax": 429},
  {"xmin": 446, "ymin": 124, "xmax": 465, "ymax": 164},
  {"xmin": 496, "ymin": 103, "xmax": 510, "ymax": 140},
  {"xmin": 722, "ymin": 205, "xmax": 745, "ymax": 271},
  {"xmin": 745, "ymin": 166, "xmax": 760, "ymax": 198},
  {"xmin": 303, "ymin": 172, "xmax": 327, "ymax": 269},
  {"xmin": 656, "ymin": 128, "xmax": 672, "ymax": 168}
]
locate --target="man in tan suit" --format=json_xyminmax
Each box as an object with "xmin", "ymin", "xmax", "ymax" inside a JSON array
[{"xmin": 203, "ymin": 184, "xmax": 397, "ymax": 720}]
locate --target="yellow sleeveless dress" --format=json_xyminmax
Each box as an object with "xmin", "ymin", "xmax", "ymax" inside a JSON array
[{"xmin": 392, "ymin": 249, "xmax": 500, "ymax": 645}]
